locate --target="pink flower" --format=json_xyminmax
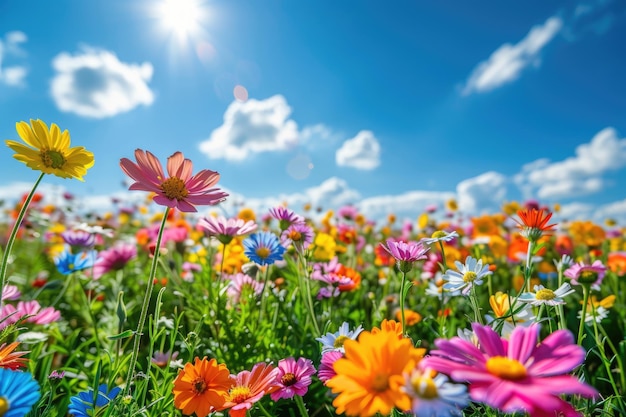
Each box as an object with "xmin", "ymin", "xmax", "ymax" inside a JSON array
[
  {"xmin": 564, "ymin": 260, "xmax": 607, "ymax": 288},
  {"xmin": 198, "ymin": 216, "xmax": 257, "ymax": 244},
  {"xmin": 1, "ymin": 285, "xmax": 20, "ymax": 301},
  {"xmin": 270, "ymin": 357, "xmax": 316, "ymax": 401},
  {"xmin": 421, "ymin": 323, "xmax": 598, "ymax": 417},
  {"xmin": 223, "ymin": 362, "xmax": 279, "ymax": 417},
  {"xmin": 318, "ymin": 351, "xmax": 342, "ymax": 384},
  {"xmin": 92, "ymin": 243, "xmax": 137, "ymax": 279},
  {"xmin": 226, "ymin": 273, "xmax": 264, "ymax": 304},
  {"xmin": 268, "ymin": 206, "xmax": 304, "ymax": 230},
  {"xmin": 0, "ymin": 301, "xmax": 61, "ymax": 329},
  {"xmin": 120, "ymin": 149, "xmax": 228, "ymax": 212},
  {"xmin": 382, "ymin": 239, "xmax": 429, "ymax": 273}
]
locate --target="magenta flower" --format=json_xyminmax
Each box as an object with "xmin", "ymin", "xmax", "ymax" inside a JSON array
[
  {"xmin": 270, "ymin": 357, "xmax": 316, "ymax": 401},
  {"xmin": 120, "ymin": 149, "xmax": 228, "ymax": 212},
  {"xmin": 1, "ymin": 285, "xmax": 20, "ymax": 301},
  {"xmin": 226, "ymin": 273, "xmax": 264, "ymax": 304},
  {"xmin": 318, "ymin": 351, "xmax": 342, "ymax": 384},
  {"xmin": 421, "ymin": 323, "xmax": 598, "ymax": 417},
  {"xmin": 92, "ymin": 243, "xmax": 137, "ymax": 279},
  {"xmin": 564, "ymin": 260, "xmax": 607, "ymax": 288},
  {"xmin": 0, "ymin": 301, "xmax": 61, "ymax": 329},
  {"xmin": 61, "ymin": 230, "xmax": 96, "ymax": 247},
  {"xmin": 268, "ymin": 206, "xmax": 304, "ymax": 230},
  {"xmin": 382, "ymin": 239, "xmax": 429, "ymax": 272},
  {"xmin": 280, "ymin": 222, "xmax": 314, "ymax": 253},
  {"xmin": 198, "ymin": 216, "xmax": 257, "ymax": 245}
]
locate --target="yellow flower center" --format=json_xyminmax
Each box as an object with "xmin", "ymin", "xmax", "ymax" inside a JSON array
[
  {"xmin": 486, "ymin": 356, "xmax": 527, "ymax": 380},
  {"xmin": 192, "ymin": 377, "xmax": 207, "ymax": 395},
  {"xmin": 431, "ymin": 230, "xmax": 447, "ymax": 239},
  {"xmin": 333, "ymin": 335, "xmax": 349, "ymax": 348},
  {"xmin": 0, "ymin": 397, "xmax": 8, "ymax": 416},
  {"xmin": 256, "ymin": 247, "xmax": 270, "ymax": 259},
  {"xmin": 40, "ymin": 149, "xmax": 66, "ymax": 169},
  {"xmin": 281, "ymin": 372, "xmax": 297, "ymax": 386},
  {"xmin": 160, "ymin": 177, "xmax": 189, "ymax": 200},
  {"xmin": 371, "ymin": 373, "xmax": 389, "ymax": 392},
  {"xmin": 411, "ymin": 375, "xmax": 438, "ymax": 399},
  {"xmin": 463, "ymin": 271, "xmax": 477, "ymax": 283},
  {"xmin": 229, "ymin": 386, "xmax": 252, "ymax": 403},
  {"xmin": 289, "ymin": 230, "xmax": 302, "ymax": 241},
  {"xmin": 535, "ymin": 288, "xmax": 556, "ymax": 300},
  {"xmin": 578, "ymin": 271, "xmax": 598, "ymax": 284}
]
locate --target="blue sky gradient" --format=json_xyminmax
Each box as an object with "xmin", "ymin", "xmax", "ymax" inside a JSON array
[{"xmin": 1, "ymin": 0, "xmax": 625, "ymax": 223}]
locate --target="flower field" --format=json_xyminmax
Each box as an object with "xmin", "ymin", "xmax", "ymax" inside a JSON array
[{"xmin": 1, "ymin": 119, "xmax": 625, "ymax": 417}]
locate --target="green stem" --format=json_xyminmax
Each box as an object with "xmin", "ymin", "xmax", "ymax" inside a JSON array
[
  {"xmin": 598, "ymin": 323, "xmax": 626, "ymax": 391},
  {"xmin": 123, "ymin": 207, "xmax": 170, "ymax": 396},
  {"xmin": 399, "ymin": 271, "xmax": 407, "ymax": 336},
  {"xmin": 299, "ymin": 252, "xmax": 320, "ymax": 337},
  {"xmin": 0, "ymin": 172, "xmax": 45, "ymax": 309},
  {"xmin": 437, "ymin": 241, "xmax": 448, "ymax": 334},
  {"xmin": 295, "ymin": 395, "xmax": 310, "ymax": 417},
  {"xmin": 577, "ymin": 285, "xmax": 590, "ymax": 346},
  {"xmin": 258, "ymin": 265, "xmax": 272, "ymax": 327}
]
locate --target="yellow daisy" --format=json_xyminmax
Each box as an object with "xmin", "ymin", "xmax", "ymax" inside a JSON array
[{"xmin": 6, "ymin": 119, "xmax": 95, "ymax": 181}]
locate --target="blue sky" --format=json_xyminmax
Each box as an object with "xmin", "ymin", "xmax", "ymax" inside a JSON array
[{"xmin": 1, "ymin": 0, "xmax": 625, "ymax": 223}]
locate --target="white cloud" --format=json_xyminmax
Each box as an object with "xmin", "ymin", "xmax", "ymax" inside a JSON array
[
  {"xmin": 457, "ymin": 171, "xmax": 508, "ymax": 214},
  {"xmin": 0, "ymin": 31, "xmax": 28, "ymax": 87},
  {"xmin": 462, "ymin": 16, "xmax": 562, "ymax": 95},
  {"xmin": 335, "ymin": 130, "xmax": 381, "ymax": 170},
  {"xmin": 358, "ymin": 191, "xmax": 455, "ymax": 222},
  {"xmin": 50, "ymin": 47, "xmax": 154, "ymax": 118},
  {"xmin": 515, "ymin": 127, "xmax": 626, "ymax": 200},
  {"xmin": 199, "ymin": 95, "xmax": 299, "ymax": 161}
]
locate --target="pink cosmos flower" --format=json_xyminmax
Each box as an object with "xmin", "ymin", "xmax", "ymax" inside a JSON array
[
  {"xmin": 92, "ymin": 243, "xmax": 137, "ymax": 279},
  {"xmin": 280, "ymin": 222, "xmax": 314, "ymax": 253},
  {"xmin": 198, "ymin": 216, "xmax": 257, "ymax": 245},
  {"xmin": 270, "ymin": 357, "xmax": 316, "ymax": 401},
  {"xmin": 0, "ymin": 301, "xmax": 61, "ymax": 329},
  {"xmin": 564, "ymin": 260, "xmax": 607, "ymax": 288},
  {"xmin": 1, "ymin": 285, "xmax": 20, "ymax": 301},
  {"xmin": 223, "ymin": 362, "xmax": 279, "ymax": 417},
  {"xmin": 226, "ymin": 273, "xmax": 264, "ymax": 304},
  {"xmin": 382, "ymin": 239, "xmax": 429, "ymax": 273},
  {"xmin": 120, "ymin": 149, "xmax": 228, "ymax": 212},
  {"xmin": 268, "ymin": 206, "xmax": 304, "ymax": 230},
  {"xmin": 318, "ymin": 351, "xmax": 342, "ymax": 384},
  {"xmin": 421, "ymin": 323, "xmax": 598, "ymax": 417}
]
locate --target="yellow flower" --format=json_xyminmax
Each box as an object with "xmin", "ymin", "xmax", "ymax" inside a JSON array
[
  {"xmin": 6, "ymin": 119, "xmax": 94, "ymax": 181},
  {"xmin": 237, "ymin": 208, "xmax": 256, "ymax": 222},
  {"xmin": 327, "ymin": 329, "xmax": 424, "ymax": 417},
  {"xmin": 312, "ymin": 232, "xmax": 336, "ymax": 261}
]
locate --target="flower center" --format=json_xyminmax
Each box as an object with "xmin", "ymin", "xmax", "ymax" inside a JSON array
[
  {"xmin": 535, "ymin": 288, "xmax": 556, "ymax": 300},
  {"xmin": 281, "ymin": 372, "xmax": 297, "ymax": 386},
  {"xmin": 40, "ymin": 149, "xmax": 66, "ymax": 169},
  {"xmin": 411, "ymin": 375, "xmax": 438, "ymax": 399},
  {"xmin": 463, "ymin": 271, "xmax": 477, "ymax": 283},
  {"xmin": 371, "ymin": 373, "xmax": 389, "ymax": 392},
  {"xmin": 431, "ymin": 230, "xmax": 447, "ymax": 239},
  {"xmin": 229, "ymin": 386, "xmax": 252, "ymax": 404},
  {"xmin": 578, "ymin": 271, "xmax": 598, "ymax": 284},
  {"xmin": 0, "ymin": 397, "xmax": 8, "ymax": 416},
  {"xmin": 192, "ymin": 377, "xmax": 207, "ymax": 395},
  {"xmin": 256, "ymin": 247, "xmax": 270, "ymax": 259},
  {"xmin": 288, "ymin": 230, "xmax": 302, "ymax": 242},
  {"xmin": 333, "ymin": 335, "xmax": 349, "ymax": 348},
  {"xmin": 486, "ymin": 356, "xmax": 527, "ymax": 380},
  {"xmin": 160, "ymin": 177, "xmax": 189, "ymax": 201}
]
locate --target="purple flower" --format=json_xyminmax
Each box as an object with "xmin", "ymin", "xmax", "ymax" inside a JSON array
[
  {"xmin": 92, "ymin": 243, "xmax": 137, "ymax": 279},
  {"xmin": 61, "ymin": 230, "xmax": 96, "ymax": 248},
  {"xmin": 280, "ymin": 222, "xmax": 314, "ymax": 253},
  {"xmin": 197, "ymin": 216, "xmax": 257, "ymax": 244},
  {"xmin": 270, "ymin": 357, "xmax": 316, "ymax": 401},
  {"xmin": 226, "ymin": 273, "xmax": 264, "ymax": 304},
  {"xmin": 382, "ymin": 239, "xmax": 429, "ymax": 272},
  {"xmin": 268, "ymin": 206, "xmax": 304, "ymax": 230},
  {"xmin": 318, "ymin": 351, "xmax": 342, "ymax": 384},
  {"xmin": 564, "ymin": 260, "xmax": 607, "ymax": 288}
]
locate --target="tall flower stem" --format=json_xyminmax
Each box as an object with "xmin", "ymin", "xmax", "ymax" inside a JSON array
[
  {"xmin": 399, "ymin": 271, "xmax": 408, "ymax": 336},
  {"xmin": 124, "ymin": 207, "xmax": 170, "ymax": 396},
  {"xmin": 298, "ymin": 252, "xmax": 320, "ymax": 337},
  {"xmin": 577, "ymin": 284, "xmax": 591, "ymax": 346},
  {"xmin": 295, "ymin": 395, "xmax": 310, "ymax": 417},
  {"xmin": 0, "ymin": 172, "xmax": 45, "ymax": 310},
  {"xmin": 437, "ymin": 241, "xmax": 448, "ymax": 334}
]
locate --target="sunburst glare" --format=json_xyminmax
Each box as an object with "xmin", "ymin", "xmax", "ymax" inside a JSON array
[{"xmin": 154, "ymin": 0, "xmax": 209, "ymax": 43}]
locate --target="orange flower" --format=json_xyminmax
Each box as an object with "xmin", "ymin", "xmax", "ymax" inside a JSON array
[
  {"xmin": 371, "ymin": 319, "xmax": 403, "ymax": 338},
  {"xmin": 568, "ymin": 220, "xmax": 606, "ymax": 247},
  {"xmin": 471, "ymin": 214, "xmax": 501, "ymax": 238},
  {"xmin": 607, "ymin": 252, "xmax": 626, "ymax": 276},
  {"xmin": 0, "ymin": 342, "xmax": 29, "ymax": 370},
  {"xmin": 395, "ymin": 309, "xmax": 422, "ymax": 326},
  {"xmin": 223, "ymin": 362, "xmax": 279, "ymax": 417},
  {"xmin": 327, "ymin": 329, "xmax": 425, "ymax": 417},
  {"xmin": 173, "ymin": 357, "xmax": 232, "ymax": 417},
  {"xmin": 336, "ymin": 265, "xmax": 362, "ymax": 292},
  {"xmin": 514, "ymin": 209, "xmax": 556, "ymax": 242}
]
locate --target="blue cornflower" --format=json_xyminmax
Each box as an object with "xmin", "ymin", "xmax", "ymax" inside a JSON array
[
  {"xmin": 0, "ymin": 368, "xmax": 41, "ymax": 416},
  {"xmin": 68, "ymin": 383, "xmax": 121, "ymax": 417},
  {"xmin": 54, "ymin": 250, "xmax": 97, "ymax": 275},
  {"xmin": 243, "ymin": 232, "xmax": 286, "ymax": 266}
]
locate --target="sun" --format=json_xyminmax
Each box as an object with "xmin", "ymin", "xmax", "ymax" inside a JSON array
[{"xmin": 155, "ymin": 0, "xmax": 208, "ymax": 41}]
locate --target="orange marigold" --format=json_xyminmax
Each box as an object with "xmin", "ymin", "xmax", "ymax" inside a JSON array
[{"xmin": 173, "ymin": 357, "xmax": 232, "ymax": 417}]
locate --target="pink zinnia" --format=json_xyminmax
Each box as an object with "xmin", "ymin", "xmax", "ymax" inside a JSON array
[
  {"xmin": 223, "ymin": 362, "xmax": 279, "ymax": 417},
  {"xmin": 198, "ymin": 216, "xmax": 257, "ymax": 244},
  {"xmin": 564, "ymin": 260, "xmax": 607, "ymax": 288},
  {"xmin": 92, "ymin": 243, "xmax": 137, "ymax": 279},
  {"xmin": 382, "ymin": 239, "xmax": 429, "ymax": 273},
  {"xmin": 317, "ymin": 351, "xmax": 342, "ymax": 384},
  {"xmin": 270, "ymin": 357, "xmax": 316, "ymax": 401},
  {"xmin": 1, "ymin": 301, "xmax": 61, "ymax": 329},
  {"xmin": 120, "ymin": 149, "xmax": 228, "ymax": 212},
  {"xmin": 421, "ymin": 323, "xmax": 598, "ymax": 417}
]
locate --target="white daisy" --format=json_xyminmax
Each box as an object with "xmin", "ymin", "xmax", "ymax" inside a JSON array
[
  {"xmin": 403, "ymin": 368, "xmax": 469, "ymax": 417},
  {"xmin": 578, "ymin": 306, "xmax": 609, "ymax": 323},
  {"xmin": 517, "ymin": 283, "xmax": 575, "ymax": 306},
  {"xmin": 421, "ymin": 230, "xmax": 460, "ymax": 246},
  {"xmin": 442, "ymin": 256, "xmax": 492, "ymax": 296},
  {"xmin": 315, "ymin": 322, "xmax": 363, "ymax": 353}
]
